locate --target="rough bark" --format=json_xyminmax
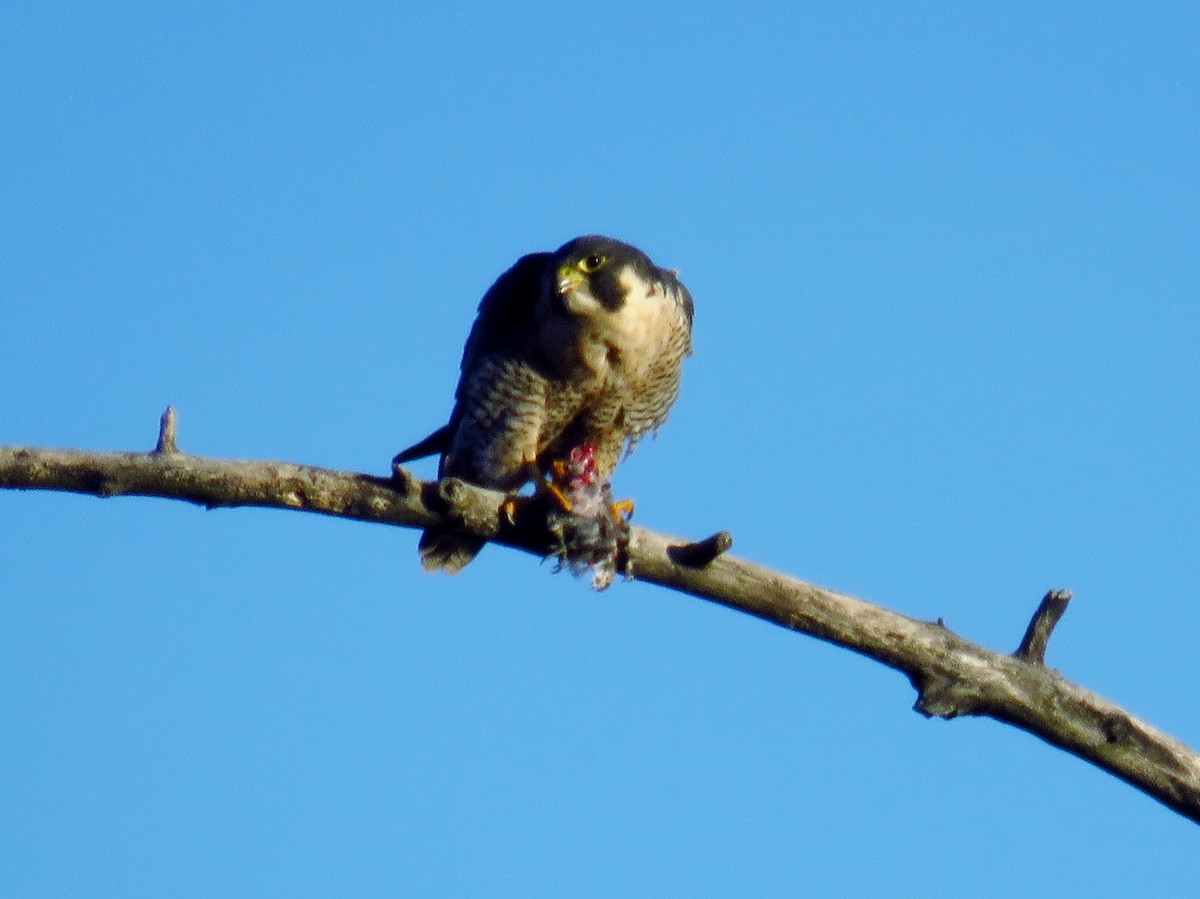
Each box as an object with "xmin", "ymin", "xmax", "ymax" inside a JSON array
[{"xmin": 3, "ymin": 409, "xmax": 1199, "ymax": 824}]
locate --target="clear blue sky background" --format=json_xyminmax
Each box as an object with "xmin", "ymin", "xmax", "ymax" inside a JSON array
[{"xmin": 3, "ymin": 2, "xmax": 1198, "ymax": 894}]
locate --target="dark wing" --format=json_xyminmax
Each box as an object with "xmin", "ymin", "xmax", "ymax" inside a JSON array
[
  {"xmin": 458, "ymin": 251, "xmax": 551, "ymax": 373},
  {"xmin": 660, "ymin": 267, "xmax": 695, "ymax": 329},
  {"xmin": 393, "ymin": 252, "xmax": 550, "ymax": 467}
]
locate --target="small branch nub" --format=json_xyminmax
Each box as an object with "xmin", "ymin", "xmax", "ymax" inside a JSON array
[
  {"xmin": 1014, "ymin": 589, "xmax": 1073, "ymax": 665},
  {"xmin": 155, "ymin": 406, "xmax": 179, "ymax": 454},
  {"xmin": 667, "ymin": 530, "xmax": 734, "ymax": 568}
]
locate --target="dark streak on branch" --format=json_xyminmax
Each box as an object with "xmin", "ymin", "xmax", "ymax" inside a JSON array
[{"xmin": 2, "ymin": 417, "xmax": 1199, "ymax": 826}]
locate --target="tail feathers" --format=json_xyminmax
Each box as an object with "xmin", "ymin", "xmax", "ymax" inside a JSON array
[{"xmin": 419, "ymin": 528, "xmax": 485, "ymax": 574}]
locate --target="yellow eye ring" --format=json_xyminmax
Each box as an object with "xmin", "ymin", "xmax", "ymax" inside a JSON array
[{"xmin": 579, "ymin": 254, "xmax": 607, "ymax": 273}]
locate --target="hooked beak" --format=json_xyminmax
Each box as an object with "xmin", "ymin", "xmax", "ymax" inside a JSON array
[{"xmin": 556, "ymin": 264, "xmax": 586, "ymax": 297}]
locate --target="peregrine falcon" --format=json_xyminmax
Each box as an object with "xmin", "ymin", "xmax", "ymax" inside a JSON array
[{"xmin": 394, "ymin": 235, "xmax": 694, "ymax": 573}]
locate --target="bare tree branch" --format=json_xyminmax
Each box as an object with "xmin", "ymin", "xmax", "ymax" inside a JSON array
[{"xmin": 3, "ymin": 412, "xmax": 1199, "ymax": 824}]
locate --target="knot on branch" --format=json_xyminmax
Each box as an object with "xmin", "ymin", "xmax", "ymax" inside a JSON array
[
  {"xmin": 435, "ymin": 476, "xmax": 469, "ymax": 508},
  {"xmin": 388, "ymin": 463, "xmax": 420, "ymax": 497},
  {"xmin": 1101, "ymin": 712, "xmax": 1132, "ymax": 745},
  {"xmin": 912, "ymin": 673, "xmax": 987, "ymax": 720},
  {"xmin": 425, "ymin": 476, "xmax": 510, "ymax": 541}
]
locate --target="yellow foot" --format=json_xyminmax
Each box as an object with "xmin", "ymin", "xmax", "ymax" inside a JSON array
[
  {"xmin": 502, "ymin": 481, "xmax": 575, "ymax": 524},
  {"xmin": 611, "ymin": 498, "xmax": 634, "ymax": 521}
]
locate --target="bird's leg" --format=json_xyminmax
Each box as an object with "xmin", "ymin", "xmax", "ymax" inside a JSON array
[
  {"xmin": 501, "ymin": 455, "xmax": 574, "ymax": 524},
  {"xmin": 542, "ymin": 482, "xmax": 574, "ymax": 513},
  {"xmin": 610, "ymin": 498, "xmax": 634, "ymax": 521},
  {"xmin": 543, "ymin": 458, "xmax": 575, "ymax": 512}
]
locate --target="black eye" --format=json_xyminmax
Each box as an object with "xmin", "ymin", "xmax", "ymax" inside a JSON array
[{"xmin": 580, "ymin": 254, "xmax": 607, "ymax": 273}]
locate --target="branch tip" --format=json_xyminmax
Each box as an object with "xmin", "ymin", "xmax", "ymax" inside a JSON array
[
  {"xmin": 155, "ymin": 406, "xmax": 179, "ymax": 455},
  {"xmin": 1014, "ymin": 589, "xmax": 1073, "ymax": 665},
  {"xmin": 666, "ymin": 530, "xmax": 734, "ymax": 568}
]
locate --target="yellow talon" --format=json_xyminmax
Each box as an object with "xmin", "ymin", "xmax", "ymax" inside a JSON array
[
  {"xmin": 502, "ymin": 497, "xmax": 520, "ymax": 524},
  {"xmin": 611, "ymin": 498, "xmax": 634, "ymax": 521}
]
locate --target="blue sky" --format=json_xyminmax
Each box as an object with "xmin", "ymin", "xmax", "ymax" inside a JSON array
[{"xmin": 3, "ymin": 1, "xmax": 1198, "ymax": 894}]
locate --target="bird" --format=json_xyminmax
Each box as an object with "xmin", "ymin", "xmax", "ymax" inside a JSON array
[{"xmin": 394, "ymin": 234, "xmax": 694, "ymax": 573}]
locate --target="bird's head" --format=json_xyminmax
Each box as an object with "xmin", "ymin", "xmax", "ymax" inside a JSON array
[{"xmin": 550, "ymin": 235, "xmax": 658, "ymax": 317}]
